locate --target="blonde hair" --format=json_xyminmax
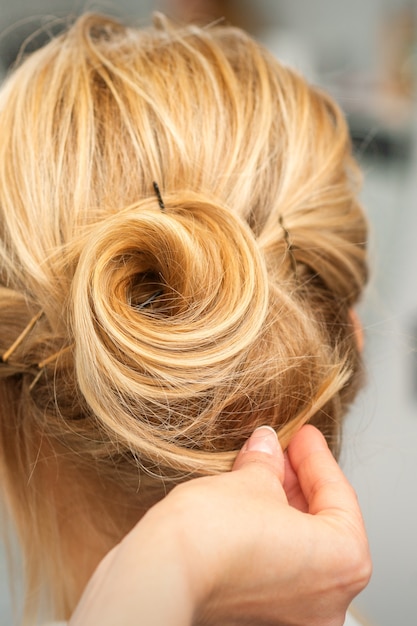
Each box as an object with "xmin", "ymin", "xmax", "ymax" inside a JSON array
[{"xmin": 0, "ymin": 12, "xmax": 367, "ymax": 623}]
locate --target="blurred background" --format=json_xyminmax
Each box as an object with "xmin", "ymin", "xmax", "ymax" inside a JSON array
[{"xmin": 0, "ymin": 1, "xmax": 416, "ymax": 624}]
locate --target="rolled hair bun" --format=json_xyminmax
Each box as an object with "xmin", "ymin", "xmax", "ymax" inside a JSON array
[{"xmin": 72, "ymin": 192, "xmax": 270, "ymax": 474}]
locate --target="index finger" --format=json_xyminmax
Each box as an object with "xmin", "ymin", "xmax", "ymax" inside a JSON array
[{"xmin": 287, "ymin": 425, "xmax": 361, "ymax": 519}]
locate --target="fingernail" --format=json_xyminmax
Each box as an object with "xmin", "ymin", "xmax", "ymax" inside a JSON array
[{"xmin": 244, "ymin": 426, "xmax": 278, "ymax": 456}]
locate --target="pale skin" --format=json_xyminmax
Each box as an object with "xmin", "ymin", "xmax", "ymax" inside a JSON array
[{"xmin": 69, "ymin": 425, "xmax": 371, "ymax": 626}]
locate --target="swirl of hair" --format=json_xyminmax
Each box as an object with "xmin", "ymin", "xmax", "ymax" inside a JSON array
[
  {"xmin": 71, "ymin": 192, "xmax": 270, "ymax": 476},
  {"xmin": 257, "ymin": 85, "xmax": 368, "ymax": 305}
]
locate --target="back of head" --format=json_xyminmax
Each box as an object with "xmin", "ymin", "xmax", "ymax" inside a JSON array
[{"xmin": 0, "ymin": 12, "xmax": 367, "ymax": 622}]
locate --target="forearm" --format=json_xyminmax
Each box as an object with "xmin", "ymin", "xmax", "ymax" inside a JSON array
[{"xmin": 69, "ymin": 506, "xmax": 197, "ymax": 626}]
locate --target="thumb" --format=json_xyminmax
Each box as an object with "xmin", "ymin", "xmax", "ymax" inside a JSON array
[
  {"xmin": 232, "ymin": 426, "xmax": 285, "ymax": 484},
  {"xmin": 288, "ymin": 425, "xmax": 363, "ymax": 518}
]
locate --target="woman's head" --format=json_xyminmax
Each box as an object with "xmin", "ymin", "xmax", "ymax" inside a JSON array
[{"xmin": 0, "ymin": 12, "xmax": 367, "ymax": 621}]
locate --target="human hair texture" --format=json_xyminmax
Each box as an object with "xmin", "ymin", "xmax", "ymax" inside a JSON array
[{"xmin": 0, "ymin": 12, "xmax": 367, "ymax": 623}]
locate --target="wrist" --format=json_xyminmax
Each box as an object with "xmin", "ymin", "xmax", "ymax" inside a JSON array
[
  {"xmin": 152, "ymin": 483, "xmax": 230, "ymax": 625},
  {"xmin": 70, "ymin": 498, "xmax": 199, "ymax": 626},
  {"xmin": 150, "ymin": 488, "xmax": 219, "ymax": 616},
  {"xmin": 131, "ymin": 501, "xmax": 200, "ymax": 625}
]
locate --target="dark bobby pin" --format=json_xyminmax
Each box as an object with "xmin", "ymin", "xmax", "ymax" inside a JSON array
[
  {"xmin": 152, "ymin": 181, "xmax": 165, "ymax": 211},
  {"xmin": 135, "ymin": 290, "xmax": 163, "ymax": 310}
]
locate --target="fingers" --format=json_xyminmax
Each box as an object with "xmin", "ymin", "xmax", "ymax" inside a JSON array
[
  {"xmin": 288, "ymin": 426, "xmax": 372, "ymax": 591},
  {"xmin": 283, "ymin": 452, "xmax": 308, "ymax": 512},
  {"xmin": 232, "ymin": 424, "xmax": 361, "ymax": 524},
  {"xmin": 287, "ymin": 425, "xmax": 361, "ymax": 518},
  {"xmin": 232, "ymin": 426, "xmax": 285, "ymax": 485}
]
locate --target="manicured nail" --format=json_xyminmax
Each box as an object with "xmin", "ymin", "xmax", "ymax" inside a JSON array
[{"xmin": 245, "ymin": 426, "xmax": 278, "ymax": 455}]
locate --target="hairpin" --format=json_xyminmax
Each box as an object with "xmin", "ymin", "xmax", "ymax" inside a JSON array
[
  {"xmin": 5, "ymin": 288, "xmax": 163, "ymax": 392},
  {"xmin": 31, "ymin": 291, "xmax": 163, "ymax": 390},
  {"xmin": 279, "ymin": 215, "xmax": 298, "ymax": 278},
  {"xmin": 1, "ymin": 309, "xmax": 75, "ymax": 392},
  {"xmin": 133, "ymin": 289, "xmax": 163, "ymax": 310},
  {"xmin": 37, "ymin": 344, "xmax": 74, "ymax": 369},
  {"xmin": 152, "ymin": 181, "xmax": 165, "ymax": 211},
  {"xmin": 28, "ymin": 344, "xmax": 74, "ymax": 392},
  {"xmin": 1, "ymin": 310, "xmax": 44, "ymax": 363}
]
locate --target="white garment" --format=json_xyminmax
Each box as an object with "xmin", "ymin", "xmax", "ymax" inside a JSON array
[{"xmin": 344, "ymin": 612, "xmax": 363, "ymax": 626}]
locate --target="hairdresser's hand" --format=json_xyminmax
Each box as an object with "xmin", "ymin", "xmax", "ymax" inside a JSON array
[{"xmin": 70, "ymin": 426, "xmax": 371, "ymax": 626}]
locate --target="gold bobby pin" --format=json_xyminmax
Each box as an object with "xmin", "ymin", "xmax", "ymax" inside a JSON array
[
  {"xmin": 37, "ymin": 344, "xmax": 74, "ymax": 370},
  {"xmin": 28, "ymin": 369, "xmax": 44, "ymax": 392},
  {"xmin": 29, "ymin": 345, "xmax": 74, "ymax": 392},
  {"xmin": 1, "ymin": 310, "xmax": 74, "ymax": 392},
  {"xmin": 6, "ymin": 285, "xmax": 162, "ymax": 392},
  {"xmin": 1, "ymin": 310, "xmax": 44, "ymax": 363}
]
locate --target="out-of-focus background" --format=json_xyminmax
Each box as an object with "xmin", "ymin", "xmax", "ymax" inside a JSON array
[{"xmin": 0, "ymin": 1, "xmax": 416, "ymax": 625}]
